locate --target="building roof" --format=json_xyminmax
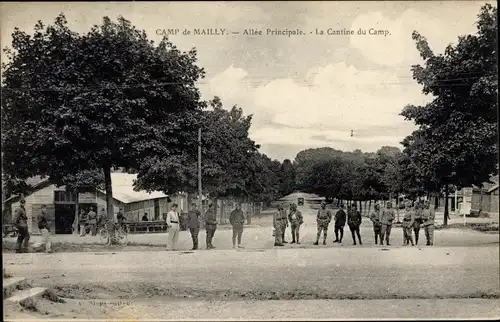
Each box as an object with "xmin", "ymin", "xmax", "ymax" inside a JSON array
[
  {"xmin": 97, "ymin": 173, "xmax": 168, "ymax": 204},
  {"xmin": 4, "ymin": 173, "xmax": 169, "ymax": 205}
]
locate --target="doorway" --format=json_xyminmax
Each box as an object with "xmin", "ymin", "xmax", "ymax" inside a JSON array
[{"xmin": 55, "ymin": 204, "xmax": 76, "ymax": 234}]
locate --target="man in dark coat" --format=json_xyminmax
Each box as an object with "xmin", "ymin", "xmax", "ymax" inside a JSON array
[
  {"xmin": 334, "ymin": 204, "xmax": 347, "ymax": 243},
  {"xmin": 229, "ymin": 203, "xmax": 246, "ymax": 249},
  {"xmin": 347, "ymin": 204, "xmax": 362, "ymax": 245},
  {"xmin": 13, "ymin": 199, "xmax": 30, "ymax": 253},
  {"xmin": 187, "ymin": 203, "xmax": 201, "ymax": 250},
  {"xmin": 204, "ymin": 204, "xmax": 217, "ymax": 249}
]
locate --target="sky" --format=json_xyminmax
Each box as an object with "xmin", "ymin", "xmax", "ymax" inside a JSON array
[{"xmin": 1, "ymin": 1, "xmax": 495, "ymax": 161}]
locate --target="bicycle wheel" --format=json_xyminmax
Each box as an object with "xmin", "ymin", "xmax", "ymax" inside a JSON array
[
  {"xmin": 99, "ymin": 228, "xmax": 111, "ymax": 245},
  {"xmin": 117, "ymin": 228, "xmax": 128, "ymax": 246}
]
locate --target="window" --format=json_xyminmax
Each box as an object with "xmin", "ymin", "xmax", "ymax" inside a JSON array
[{"xmin": 54, "ymin": 191, "xmax": 77, "ymax": 203}]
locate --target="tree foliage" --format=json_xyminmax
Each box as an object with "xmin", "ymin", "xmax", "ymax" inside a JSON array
[
  {"xmin": 400, "ymin": 4, "xmax": 498, "ymax": 223},
  {"xmin": 2, "ymin": 14, "xmax": 205, "ymax": 218}
]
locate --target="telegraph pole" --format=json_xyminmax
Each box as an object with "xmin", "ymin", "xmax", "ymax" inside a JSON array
[{"xmin": 198, "ymin": 128, "xmax": 202, "ymax": 212}]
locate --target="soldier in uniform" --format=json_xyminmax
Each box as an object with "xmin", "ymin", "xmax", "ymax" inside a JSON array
[
  {"xmin": 187, "ymin": 203, "xmax": 201, "ymax": 250},
  {"xmin": 229, "ymin": 203, "xmax": 246, "ymax": 249},
  {"xmin": 421, "ymin": 200, "xmax": 435, "ymax": 245},
  {"xmin": 413, "ymin": 202, "xmax": 423, "ymax": 245},
  {"xmin": 370, "ymin": 203, "xmax": 383, "ymax": 244},
  {"xmin": 13, "ymin": 199, "xmax": 30, "ymax": 253},
  {"xmin": 204, "ymin": 204, "xmax": 217, "ymax": 249},
  {"xmin": 347, "ymin": 204, "xmax": 362, "ymax": 245},
  {"xmin": 79, "ymin": 208, "xmax": 88, "ymax": 236},
  {"xmin": 279, "ymin": 204, "xmax": 289, "ymax": 243},
  {"xmin": 402, "ymin": 201, "xmax": 415, "ymax": 246},
  {"xmin": 380, "ymin": 201, "xmax": 395, "ymax": 246},
  {"xmin": 288, "ymin": 203, "xmax": 303, "ymax": 244},
  {"xmin": 314, "ymin": 201, "xmax": 332, "ymax": 245},
  {"xmin": 37, "ymin": 205, "xmax": 52, "ymax": 253},
  {"xmin": 273, "ymin": 204, "xmax": 284, "ymax": 246},
  {"xmin": 333, "ymin": 204, "xmax": 347, "ymax": 243}
]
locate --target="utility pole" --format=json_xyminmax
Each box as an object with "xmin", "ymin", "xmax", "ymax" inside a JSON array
[{"xmin": 198, "ymin": 128, "xmax": 202, "ymax": 212}]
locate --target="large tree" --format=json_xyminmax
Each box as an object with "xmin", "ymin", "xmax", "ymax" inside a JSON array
[
  {"xmin": 1, "ymin": 14, "xmax": 205, "ymax": 220},
  {"xmin": 400, "ymin": 4, "xmax": 498, "ymax": 225}
]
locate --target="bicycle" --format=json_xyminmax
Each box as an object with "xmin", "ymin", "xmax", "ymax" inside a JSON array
[{"xmin": 99, "ymin": 221, "xmax": 128, "ymax": 246}]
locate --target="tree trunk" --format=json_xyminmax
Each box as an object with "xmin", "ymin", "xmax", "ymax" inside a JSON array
[
  {"xmin": 444, "ymin": 184, "xmax": 450, "ymax": 226},
  {"xmin": 103, "ymin": 166, "xmax": 114, "ymax": 220},
  {"xmin": 368, "ymin": 200, "xmax": 372, "ymax": 215},
  {"xmin": 396, "ymin": 193, "xmax": 400, "ymax": 223},
  {"xmin": 434, "ymin": 192, "xmax": 439, "ymax": 210},
  {"xmin": 72, "ymin": 188, "xmax": 79, "ymax": 235}
]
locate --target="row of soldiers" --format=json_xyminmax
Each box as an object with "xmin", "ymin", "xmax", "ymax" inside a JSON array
[
  {"xmin": 275, "ymin": 200, "xmax": 436, "ymax": 247},
  {"xmin": 368, "ymin": 200, "xmax": 436, "ymax": 246}
]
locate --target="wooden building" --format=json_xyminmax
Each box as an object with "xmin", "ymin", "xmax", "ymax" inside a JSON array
[{"xmin": 8, "ymin": 173, "xmax": 188, "ymax": 234}]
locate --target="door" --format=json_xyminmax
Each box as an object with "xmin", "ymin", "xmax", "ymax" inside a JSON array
[
  {"xmin": 154, "ymin": 199, "xmax": 160, "ymax": 220},
  {"xmin": 55, "ymin": 204, "xmax": 76, "ymax": 234}
]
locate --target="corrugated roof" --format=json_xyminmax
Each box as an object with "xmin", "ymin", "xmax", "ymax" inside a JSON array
[{"xmin": 98, "ymin": 173, "xmax": 168, "ymax": 204}]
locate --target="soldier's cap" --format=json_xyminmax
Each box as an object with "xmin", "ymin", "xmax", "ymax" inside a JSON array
[{"xmin": 20, "ymin": 199, "xmax": 26, "ymax": 203}]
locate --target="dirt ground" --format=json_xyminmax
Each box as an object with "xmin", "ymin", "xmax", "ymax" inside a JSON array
[{"xmin": 3, "ymin": 194, "xmax": 499, "ymax": 320}]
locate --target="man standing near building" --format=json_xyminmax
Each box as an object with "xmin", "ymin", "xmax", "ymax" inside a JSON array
[
  {"xmin": 402, "ymin": 201, "xmax": 415, "ymax": 246},
  {"xmin": 187, "ymin": 203, "xmax": 201, "ymax": 250},
  {"xmin": 347, "ymin": 204, "xmax": 362, "ymax": 245},
  {"xmin": 205, "ymin": 203, "xmax": 217, "ymax": 249},
  {"xmin": 79, "ymin": 208, "xmax": 87, "ymax": 237},
  {"xmin": 380, "ymin": 202, "xmax": 395, "ymax": 246},
  {"xmin": 421, "ymin": 200, "xmax": 435, "ymax": 246},
  {"xmin": 280, "ymin": 205, "xmax": 289, "ymax": 243},
  {"xmin": 413, "ymin": 202, "xmax": 423, "ymax": 245},
  {"xmin": 166, "ymin": 203, "xmax": 180, "ymax": 251},
  {"xmin": 229, "ymin": 203, "xmax": 246, "ymax": 249},
  {"xmin": 333, "ymin": 204, "xmax": 347, "ymax": 243},
  {"xmin": 88, "ymin": 207, "xmax": 97, "ymax": 236},
  {"xmin": 370, "ymin": 204, "xmax": 383, "ymax": 245},
  {"xmin": 97, "ymin": 207, "xmax": 106, "ymax": 230},
  {"xmin": 273, "ymin": 204, "xmax": 284, "ymax": 246},
  {"xmin": 13, "ymin": 199, "xmax": 30, "ymax": 253},
  {"xmin": 37, "ymin": 205, "xmax": 52, "ymax": 253},
  {"xmin": 314, "ymin": 201, "xmax": 332, "ymax": 245},
  {"xmin": 288, "ymin": 203, "xmax": 303, "ymax": 244}
]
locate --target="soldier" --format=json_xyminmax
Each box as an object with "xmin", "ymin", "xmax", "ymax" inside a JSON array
[
  {"xmin": 347, "ymin": 204, "xmax": 362, "ymax": 245},
  {"xmin": 288, "ymin": 203, "xmax": 303, "ymax": 244},
  {"xmin": 187, "ymin": 203, "xmax": 201, "ymax": 250},
  {"xmin": 402, "ymin": 201, "xmax": 415, "ymax": 246},
  {"xmin": 370, "ymin": 203, "xmax": 383, "ymax": 245},
  {"xmin": 229, "ymin": 203, "xmax": 246, "ymax": 249},
  {"xmin": 380, "ymin": 201, "xmax": 395, "ymax": 246},
  {"xmin": 13, "ymin": 199, "xmax": 30, "ymax": 253},
  {"xmin": 78, "ymin": 208, "xmax": 87, "ymax": 237},
  {"xmin": 273, "ymin": 204, "xmax": 284, "ymax": 246},
  {"xmin": 37, "ymin": 205, "xmax": 52, "ymax": 253},
  {"xmin": 333, "ymin": 204, "xmax": 347, "ymax": 243},
  {"xmin": 205, "ymin": 204, "xmax": 217, "ymax": 249},
  {"xmin": 88, "ymin": 207, "xmax": 97, "ymax": 236},
  {"xmin": 413, "ymin": 202, "xmax": 423, "ymax": 245},
  {"xmin": 314, "ymin": 201, "xmax": 332, "ymax": 245},
  {"xmin": 421, "ymin": 200, "xmax": 435, "ymax": 246}
]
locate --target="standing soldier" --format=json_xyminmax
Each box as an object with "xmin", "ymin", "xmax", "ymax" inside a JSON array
[
  {"xmin": 205, "ymin": 204, "xmax": 217, "ymax": 250},
  {"xmin": 333, "ymin": 204, "xmax": 347, "ymax": 243},
  {"xmin": 79, "ymin": 208, "xmax": 88, "ymax": 237},
  {"xmin": 413, "ymin": 202, "xmax": 423, "ymax": 245},
  {"xmin": 229, "ymin": 203, "xmax": 246, "ymax": 249},
  {"xmin": 88, "ymin": 207, "xmax": 97, "ymax": 236},
  {"xmin": 187, "ymin": 203, "xmax": 201, "ymax": 250},
  {"xmin": 166, "ymin": 203, "xmax": 180, "ymax": 251},
  {"xmin": 288, "ymin": 203, "xmax": 303, "ymax": 244},
  {"xmin": 347, "ymin": 204, "xmax": 362, "ymax": 245},
  {"xmin": 402, "ymin": 201, "xmax": 415, "ymax": 246},
  {"xmin": 380, "ymin": 201, "xmax": 395, "ymax": 246},
  {"xmin": 273, "ymin": 204, "xmax": 284, "ymax": 246},
  {"xmin": 13, "ymin": 199, "xmax": 30, "ymax": 253},
  {"xmin": 314, "ymin": 201, "xmax": 332, "ymax": 245},
  {"xmin": 421, "ymin": 200, "xmax": 435, "ymax": 245},
  {"xmin": 370, "ymin": 204, "xmax": 383, "ymax": 244}
]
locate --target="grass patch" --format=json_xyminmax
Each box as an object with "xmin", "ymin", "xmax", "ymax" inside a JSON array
[{"xmin": 436, "ymin": 223, "xmax": 499, "ymax": 232}]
